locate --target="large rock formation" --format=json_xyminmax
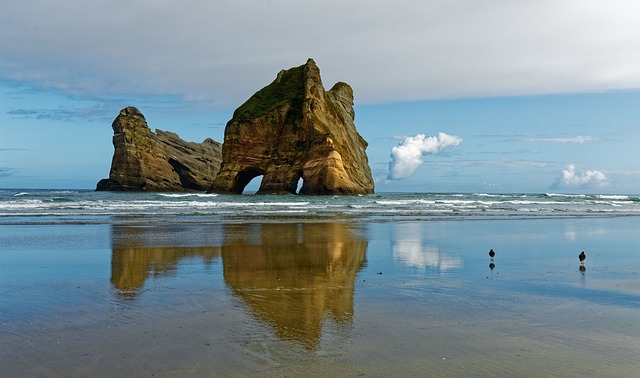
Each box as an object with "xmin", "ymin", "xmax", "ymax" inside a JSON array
[
  {"xmin": 208, "ymin": 59, "xmax": 374, "ymax": 195},
  {"xmin": 96, "ymin": 106, "xmax": 222, "ymax": 191}
]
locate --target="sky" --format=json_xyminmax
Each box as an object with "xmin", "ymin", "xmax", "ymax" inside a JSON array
[{"xmin": 1, "ymin": 0, "xmax": 640, "ymax": 194}]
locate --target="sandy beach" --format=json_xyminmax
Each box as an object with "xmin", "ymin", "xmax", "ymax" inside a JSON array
[{"xmin": 1, "ymin": 215, "xmax": 639, "ymax": 377}]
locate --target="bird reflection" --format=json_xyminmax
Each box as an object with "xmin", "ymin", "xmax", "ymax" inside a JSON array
[
  {"xmin": 579, "ymin": 250, "xmax": 586, "ymax": 273},
  {"xmin": 489, "ymin": 262, "xmax": 495, "ymax": 271}
]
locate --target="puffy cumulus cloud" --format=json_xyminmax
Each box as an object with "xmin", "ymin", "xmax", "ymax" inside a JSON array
[
  {"xmin": 388, "ymin": 133, "xmax": 462, "ymax": 179},
  {"xmin": 2, "ymin": 1, "xmax": 640, "ymax": 105},
  {"xmin": 551, "ymin": 164, "xmax": 609, "ymax": 190}
]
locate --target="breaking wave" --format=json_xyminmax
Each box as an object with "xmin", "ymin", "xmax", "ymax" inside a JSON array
[{"xmin": 2, "ymin": 190, "xmax": 640, "ymax": 225}]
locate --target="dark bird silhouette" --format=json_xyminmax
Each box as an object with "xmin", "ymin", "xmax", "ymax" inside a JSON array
[
  {"xmin": 489, "ymin": 249, "xmax": 495, "ymax": 258},
  {"xmin": 579, "ymin": 251, "xmax": 586, "ymax": 262}
]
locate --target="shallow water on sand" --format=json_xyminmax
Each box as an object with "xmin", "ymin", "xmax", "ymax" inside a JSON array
[{"xmin": 1, "ymin": 217, "xmax": 639, "ymax": 377}]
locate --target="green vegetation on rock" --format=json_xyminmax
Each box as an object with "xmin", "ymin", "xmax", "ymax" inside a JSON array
[{"xmin": 232, "ymin": 64, "xmax": 305, "ymax": 122}]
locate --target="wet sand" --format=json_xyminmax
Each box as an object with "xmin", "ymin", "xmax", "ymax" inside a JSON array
[{"xmin": 1, "ymin": 217, "xmax": 639, "ymax": 377}]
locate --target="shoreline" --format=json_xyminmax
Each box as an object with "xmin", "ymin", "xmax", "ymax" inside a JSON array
[{"xmin": 3, "ymin": 211, "xmax": 640, "ymax": 227}]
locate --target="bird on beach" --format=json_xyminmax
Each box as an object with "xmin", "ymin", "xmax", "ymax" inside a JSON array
[
  {"xmin": 579, "ymin": 251, "xmax": 586, "ymax": 262},
  {"xmin": 489, "ymin": 249, "xmax": 495, "ymax": 259}
]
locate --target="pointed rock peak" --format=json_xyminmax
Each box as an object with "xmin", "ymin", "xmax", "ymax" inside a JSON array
[
  {"xmin": 304, "ymin": 58, "xmax": 319, "ymax": 73},
  {"xmin": 302, "ymin": 58, "xmax": 322, "ymax": 86},
  {"xmin": 274, "ymin": 59, "xmax": 317, "ymax": 81},
  {"xmin": 328, "ymin": 82, "xmax": 355, "ymax": 121},
  {"xmin": 210, "ymin": 60, "xmax": 374, "ymax": 195},
  {"xmin": 112, "ymin": 106, "xmax": 149, "ymax": 134},
  {"xmin": 120, "ymin": 106, "xmax": 146, "ymax": 122}
]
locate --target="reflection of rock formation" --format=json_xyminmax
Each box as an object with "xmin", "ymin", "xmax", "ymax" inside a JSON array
[
  {"xmin": 222, "ymin": 223, "xmax": 367, "ymax": 349},
  {"xmin": 109, "ymin": 222, "xmax": 367, "ymax": 348},
  {"xmin": 110, "ymin": 226, "xmax": 220, "ymax": 298},
  {"xmin": 111, "ymin": 247, "xmax": 221, "ymax": 298},
  {"xmin": 391, "ymin": 223, "xmax": 461, "ymax": 271}
]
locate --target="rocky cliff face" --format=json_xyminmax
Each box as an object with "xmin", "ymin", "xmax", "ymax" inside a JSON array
[
  {"xmin": 96, "ymin": 106, "xmax": 222, "ymax": 191},
  {"xmin": 208, "ymin": 59, "xmax": 374, "ymax": 195}
]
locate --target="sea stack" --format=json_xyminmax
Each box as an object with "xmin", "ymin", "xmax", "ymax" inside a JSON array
[
  {"xmin": 96, "ymin": 106, "xmax": 222, "ymax": 191},
  {"xmin": 208, "ymin": 59, "xmax": 374, "ymax": 195}
]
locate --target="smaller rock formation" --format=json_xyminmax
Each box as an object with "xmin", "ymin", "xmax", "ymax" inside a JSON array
[
  {"xmin": 209, "ymin": 59, "xmax": 374, "ymax": 195},
  {"xmin": 96, "ymin": 106, "xmax": 222, "ymax": 191}
]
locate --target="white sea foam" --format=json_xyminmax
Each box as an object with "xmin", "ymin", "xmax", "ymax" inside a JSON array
[
  {"xmin": 255, "ymin": 209, "xmax": 308, "ymax": 213},
  {"xmin": 157, "ymin": 193, "xmax": 218, "ymax": 198},
  {"xmin": 2, "ymin": 191, "xmax": 640, "ymax": 223},
  {"xmin": 215, "ymin": 201, "xmax": 310, "ymax": 207},
  {"xmin": 375, "ymin": 199, "xmax": 434, "ymax": 205},
  {"xmin": 508, "ymin": 200, "xmax": 535, "ymax": 205},
  {"xmin": 597, "ymin": 195, "xmax": 629, "ymax": 200},
  {"xmin": 0, "ymin": 200, "xmax": 45, "ymax": 209},
  {"xmin": 375, "ymin": 200, "xmax": 408, "ymax": 205},
  {"xmin": 544, "ymin": 193, "xmax": 587, "ymax": 198}
]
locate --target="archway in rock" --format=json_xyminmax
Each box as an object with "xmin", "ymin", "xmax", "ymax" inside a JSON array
[
  {"xmin": 243, "ymin": 175, "xmax": 264, "ymax": 194},
  {"xmin": 233, "ymin": 168, "xmax": 264, "ymax": 194}
]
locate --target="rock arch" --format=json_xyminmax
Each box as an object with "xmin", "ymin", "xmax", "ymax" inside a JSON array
[
  {"xmin": 208, "ymin": 59, "xmax": 374, "ymax": 195},
  {"xmin": 233, "ymin": 168, "xmax": 265, "ymax": 194}
]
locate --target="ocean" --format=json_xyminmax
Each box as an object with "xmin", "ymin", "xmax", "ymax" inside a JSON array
[{"xmin": 2, "ymin": 189, "xmax": 640, "ymax": 225}]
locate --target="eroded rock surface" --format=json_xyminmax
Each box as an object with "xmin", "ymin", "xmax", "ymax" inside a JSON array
[
  {"xmin": 96, "ymin": 107, "xmax": 222, "ymax": 191},
  {"xmin": 208, "ymin": 59, "xmax": 374, "ymax": 195}
]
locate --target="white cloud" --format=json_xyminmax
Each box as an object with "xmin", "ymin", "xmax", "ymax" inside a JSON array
[
  {"xmin": 388, "ymin": 132, "xmax": 462, "ymax": 179},
  {"xmin": 2, "ymin": 1, "xmax": 640, "ymax": 105},
  {"xmin": 522, "ymin": 136, "xmax": 598, "ymax": 143},
  {"xmin": 551, "ymin": 164, "xmax": 609, "ymax": 189}
]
